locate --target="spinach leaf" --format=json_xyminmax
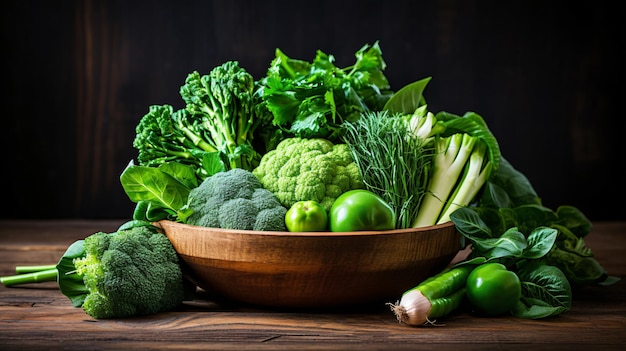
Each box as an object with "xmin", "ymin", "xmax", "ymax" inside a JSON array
[
  {"xmin": 120, "ymin": 161, "xmax": 192, "ymax": 222},
  {"xmin": 512, "ymin": 262, "xmax": 572, "ymax": 319},
  {"xmin": 470, "ymin": 227, "xmax": 527, "ymax": 259},
  {"xmin": 523, "ymin": 227, "xmax": 558, "ymax": 259}
]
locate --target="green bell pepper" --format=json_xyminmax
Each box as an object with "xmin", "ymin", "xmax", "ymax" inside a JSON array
[
  {"xmin": 466, "ymin": 262, "xmax": 521, "ymax": 316},
  {"xmin": 328, "ymin": 189, "xmax": 396, "ymax": 232}
]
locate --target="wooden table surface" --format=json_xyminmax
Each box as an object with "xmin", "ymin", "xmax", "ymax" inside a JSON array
[{"xmin": 0, "ymin": 220, "xmax": 624, "ymax": 351}]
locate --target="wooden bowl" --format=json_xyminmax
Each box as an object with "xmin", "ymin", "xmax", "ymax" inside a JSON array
[{"xmin": 156, "ymin": 220, "xmax": 461, "ymax": 309}]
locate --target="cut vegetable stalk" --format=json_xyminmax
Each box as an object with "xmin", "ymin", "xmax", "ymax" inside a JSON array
[
  {"xmin": 412, "ymin": 133, "xmax": 477, "ymax": 227},
  {"xmin": 388, "ymin": 265, "xmax": 474, "ymax": 326},
  {"xmin": 15, "ymin": 265, "xmax": 57, "ymax": 274},
  {"xmin": 437, "ymin": 141, "xmax": 492, "ymax": 224},
  {"xmin": 0, "ymin": 268, "xmax": 58, "ymax": 286}
]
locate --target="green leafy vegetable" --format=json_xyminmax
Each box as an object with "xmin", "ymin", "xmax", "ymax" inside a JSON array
[
  {"xmin": 449, "ymin": 157, "xmax": 619, "ymax": 319},
  {"xmin": 258, "ymin": 41, "xmax": 394, "ymax": 142},
  {"xmin": 383, "ymin": 77, "xmax": 431, "ymax": 115},
  {"xmin": 513, "ymin": 262, "xmax": 572, "ymax": 319},
  {"xmin": 120, "ymin": 161, "xmax": 198, "ymax": 222}
]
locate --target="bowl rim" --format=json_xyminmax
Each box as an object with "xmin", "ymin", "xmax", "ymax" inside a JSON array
[{"xmin": 154, "ymin": 220, "xmax": 456, "ymax": 238}]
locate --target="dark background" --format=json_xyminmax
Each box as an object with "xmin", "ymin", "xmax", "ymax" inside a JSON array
[{"xmin": 2, "ymin": 0, "xmax": 624, "ymax": 221}]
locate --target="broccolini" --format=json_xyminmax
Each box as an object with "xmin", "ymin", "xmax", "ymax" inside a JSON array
[{"xmin": 134, "ymin": 61, "xmax": 272, "ymax": 183}]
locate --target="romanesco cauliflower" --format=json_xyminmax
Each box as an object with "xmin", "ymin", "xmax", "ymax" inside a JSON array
[{"xmin": 252, "ymin": 137, "xmax": 364, "ymax": 211}]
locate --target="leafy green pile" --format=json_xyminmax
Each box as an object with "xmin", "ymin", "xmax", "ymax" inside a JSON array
[
  {"xmin": 342, "ymin": 77, "xmax": 501, "ymax": 229},
  {"xmin": 341, "ymin": 74, "xmax": 617, "ymax": 320},
  {"xmin": 450, "ymin": 158, "xmax": 618, "ymax": 318},
  {"xmin": 1, "ymin": 41, "xmax": 618, "ymax": 323},
  {"xmin": 258, "ymin": 41, "xmax": 393, "ymax": 143},
  {"xmin": 124, "ymin": 42, "xmax": 394, "ymax": 223}
]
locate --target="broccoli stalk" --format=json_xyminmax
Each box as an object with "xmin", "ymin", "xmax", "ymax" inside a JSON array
[
  {"xmin": 1, "ymin": 267, "xmax": 58, "ymax": 285},
  {"xmin": 0, "ymin": 222, "xmax": 186, "ymax": 319},
  {"xmin": 0, "ymin": 239, "xmax": 90, "ymax": 307},
  {"xmin": 412, "ymin": 133, "xmax": 477, "ymax": 227},
  {"xmin": 14, "ymin": 265, "xmax": 57, "ymax": 273}
]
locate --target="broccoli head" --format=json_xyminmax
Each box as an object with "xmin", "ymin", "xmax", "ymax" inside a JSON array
[
  {"xmin": 73, "ymin": 225, "xmax": 184, "ymax": 319},
  {"xmin": 252, "ymin": 137, "xmax": 364, "ymax": 211},
  {"xmin": 185, "ymin": 168, "xmax": 288, "ymax": 231}
]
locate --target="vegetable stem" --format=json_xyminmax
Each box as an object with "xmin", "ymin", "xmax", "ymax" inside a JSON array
[
  {"xmin": 0, "ymin": 268, "xmax": 58, "ymax": 287},
  {"xmin": 15, "ymin": 265, "xmax": 57, "ymax": 274}
]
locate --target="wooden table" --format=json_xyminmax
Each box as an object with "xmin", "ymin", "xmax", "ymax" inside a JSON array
[{"xmin": 1, "ymin": 220, "xmax": 624, "ymax": 350}]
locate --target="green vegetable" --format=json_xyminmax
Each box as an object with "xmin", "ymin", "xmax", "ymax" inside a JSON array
[
  {"xmin": 285, "ymin": 200, "xmax": 328, "ymax": 232},
  {"xmin": 448, "ymin": 157, "xmax": 620, "ymax": 319},
  {"xmin": 258, "ymin": 41, "xmax": 393, "ymax": 142},
  {"xmin": 328, "ymin": 189, "xmax": 396, "ymax": 232},
  {"xmin": 120, "ymin": 161, "xmax": 198, "ymax": 222},
  {"xmin": 0, "ymin": 240, "xmax": 88, "ymax": 307},
  {"xmin": 342, "ymin": 110, "xmax": 432, "ymax": 229},
  {"xmin": 0, "ymin": 222, "xmax": 186, "ymax": 319},
  {"xmin": 133, "ymin": 104, "xmax": 220, "ymax": 182},
  {"xmin": 457, "ymin": 159, "xmax": 617, "ymax": 283},
  {"xmin": 133, "ymin": 61, "xmax": 270, "ymax": 183},
  {"xmin": 185, "ymin": 168, "xmax": 288, "ymax": 231},
  {"xmin": 466, "ymin": 262, "xmax": 521, "ymax": 316},
  {"xmin": 389, "ymin": 264, "xmax": 475, "ymax": 326},
  {"xmin": 381, "ymin": 78, "xmax": 501, "ymax": 229},
  {"xmin": 14, "ymin": 265, "xmax": 57, "ymax": 274},
  {"xmin": 252, "ymin": 137, "xmax": 364, "ymax": 211},
  {"xmin": 404, "ymin": 109, "xmax": 500, "ymax": 228},
  {"xmin": 179, "ymin": 61, "xmax": 270, "ymax": 171}
]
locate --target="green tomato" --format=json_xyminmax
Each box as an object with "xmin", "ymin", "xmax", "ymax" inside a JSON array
[
  {"xmin": 285, "ymin": 200, "xmax": 328, "ymax": 232},
  {"xmin": 329, "ymin": 189, "xmax": 396, "ymax": 232},
  {"xmin": 466, "ymin": 263, "xmax": 522, "ymax": 316}
]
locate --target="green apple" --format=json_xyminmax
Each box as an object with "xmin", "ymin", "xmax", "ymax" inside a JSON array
[{"xmin": 285, "ymin": 200, "xmax": 328, "ymax": 232}]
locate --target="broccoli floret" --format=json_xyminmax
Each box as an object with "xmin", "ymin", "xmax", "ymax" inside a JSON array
[
  {"xmin": 0, "ymin": 222, "xmax": 186, "ymax": 320},
  {"xmin": 73, "ymin": 225, "xmax": 184, "ymax": 319},
  {"xmin": 185, "ymin": 168, "xmax": 288, "ymax": 231},
  {"xmin": 133, "ymin": 104, "xmax": 220, "ymax": 182},
  {"xmin": 252, "ymin": 137, "xmax": 364, "ymax": 211}
]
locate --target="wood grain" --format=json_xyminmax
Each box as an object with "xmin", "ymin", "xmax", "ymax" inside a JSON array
[
  {"xmin": 1, "ymin": 220, "xmax": 625, "ymax": 351},
  {"xmin": 158, "ymin": 220, "xmax": 462, "ymax": 308}
]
